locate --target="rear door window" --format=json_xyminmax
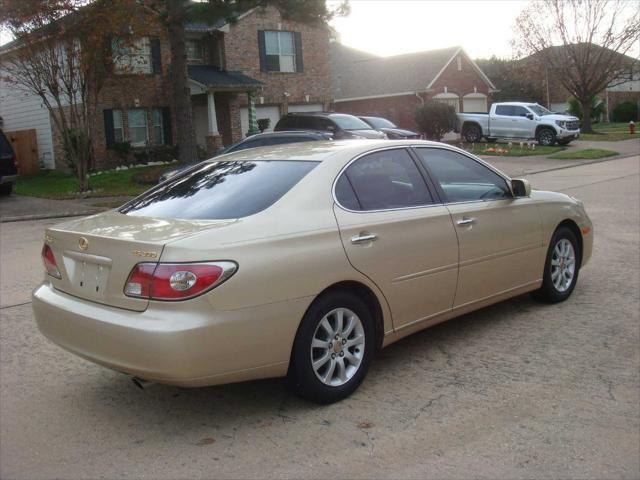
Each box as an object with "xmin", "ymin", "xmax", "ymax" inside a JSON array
[
  {"xmin": 494, "ymin": 105, "xmax": 513, "ymax": 116},
  {"xmin": 0, "ymin": 130, "xmax": 14, "ymax": 158},
  {"xmin": 120, "ymin": 160, "xmax": 318, "ymax": 220},
  {"xmin": 336, "ymin": 149, "xmax": 434, "ymax": 211}
]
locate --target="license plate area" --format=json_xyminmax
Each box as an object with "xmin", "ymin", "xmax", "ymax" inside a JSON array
[{"xmin": 62, "ymin": 251, "xmax": 112, "ymax": 299}]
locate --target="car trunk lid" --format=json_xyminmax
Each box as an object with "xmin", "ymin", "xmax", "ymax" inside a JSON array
[{"xmin": 44, "ymin": 211, "xmax": 236, "ymax": 311}]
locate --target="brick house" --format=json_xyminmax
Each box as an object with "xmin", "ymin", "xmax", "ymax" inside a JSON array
[
  {"xmin": 0, "ymin": 5, "xmax": 332, "ymax": 170},
  {"xmin": 331, "ymin": 43, "xmax": 497, "ymax": 132}
]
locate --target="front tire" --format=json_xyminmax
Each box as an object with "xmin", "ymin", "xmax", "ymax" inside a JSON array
[
  {"xmin": 532, "ymin": 226, "xmax": 580, "ymax": 303},
  {"xmin": 537, "ymin": 128, "xmax": 557, "ymax": 146},
  {"xmin": 287, "ymin": 291, "xmax": 375, "ymax": 404}
]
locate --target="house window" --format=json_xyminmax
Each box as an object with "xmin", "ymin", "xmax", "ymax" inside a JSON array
[
  {"xmin": 151, "ymin": 109, "xmax": 164, "ymax": 145},
  {"xmin": 185, "ymin": 40, "xmax": 203, "ymax": 61},
  {"xmin": 264, "ymin": 31, "xmax": 296, "ymax": 72},
  {"xmin": 112, "ymin": 37, "xmax": 152, "ymax": 74},
  {"xmin": 113, "ymin": 110, "xmax": 124, "ymax": 143},
  {"xmin": 128, "ymin": 109, "xmax": 149, "ymax": 146}
]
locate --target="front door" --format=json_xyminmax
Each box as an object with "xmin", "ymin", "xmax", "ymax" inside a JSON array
[
  {"xmin": 333, "ymin": 148, "xmax": 459, "ymax": 329},
  {"xmin": 414, "ymin": 147, "xmax": 544, "ymax": 307}
]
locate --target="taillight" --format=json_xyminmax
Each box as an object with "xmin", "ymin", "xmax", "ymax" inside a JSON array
[
  {"xmin": 41, "ymin": 244, "xmax": 61, "ymax": 279},
  {"xmin": 124, "ymin": 261, "xmax": 237, "ymax": 301}
]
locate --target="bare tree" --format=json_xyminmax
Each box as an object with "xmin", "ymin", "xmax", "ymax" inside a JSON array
[
  {"xmin": 1, "ymin": 1, "xmax": 136, "ymax": 192},
  {"xmin": 513, "ymin": 0, "xmax": 639, "ymax": 133}
]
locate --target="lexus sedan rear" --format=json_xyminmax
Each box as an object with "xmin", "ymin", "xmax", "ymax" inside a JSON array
[{"xmin": 33, "ymin": 140, "xmax": 593, "ymax": 403}]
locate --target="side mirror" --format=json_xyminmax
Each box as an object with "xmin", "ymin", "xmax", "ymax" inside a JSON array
[
  {"xmin": 526, "ymin": 113, "xmax": 534, "ymax": 120},
  {"xmin": 511, "ymin": 178, "xmax": 532, "ymax": 197}
]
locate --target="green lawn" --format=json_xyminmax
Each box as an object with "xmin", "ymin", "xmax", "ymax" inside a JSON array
[
  {"xmin": 580, "ymin": 122, "xmax": 640, "ymax": 141},
  {"xmin": 15, "ymin": 164, "xmax": 173, "ymax": 199},
  {"xmin": 460, "ymin": 143, "xmax": 565, "ymax": 157},
  {"xmin": 549, "ymin": 149, "xmax": 619, "ymax": 160}
]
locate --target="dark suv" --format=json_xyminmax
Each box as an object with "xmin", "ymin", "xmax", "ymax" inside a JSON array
[
  {"xmin": 0, "ymin": 129, "xmax": 18, "ymax": 196},
  {"xmin": 274, "ymin": 112, "xmax": 386, "ymax": 140}
]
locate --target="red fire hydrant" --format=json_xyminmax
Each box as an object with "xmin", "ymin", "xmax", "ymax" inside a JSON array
[{"xmin": 630, "ymin": 121, "xmax": 636, "ymax": 134}]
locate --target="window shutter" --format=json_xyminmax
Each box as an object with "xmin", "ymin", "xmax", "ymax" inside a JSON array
[
  {"xmin": 294, "ymin": 32, "xmax": 303, "ymax": 72},
  {"xmin": 162, "ymin": 107, "xmax": 172, "ymax": 145},
  {"xmin": 103, "ymin": 109, "xmax": 115, "ymax": 148},
  {"xmin": 151, "ymin": 38, "xmax": 162, "ymax": 75},
  {"xmin": 258, "ymin": 31, "xmax": 267, "ymax": 72}
]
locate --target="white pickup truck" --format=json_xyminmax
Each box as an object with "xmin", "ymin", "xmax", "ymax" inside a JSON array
[{"xmin": 457, "ymin": 102, "xmax": 580, "ymax": 146}]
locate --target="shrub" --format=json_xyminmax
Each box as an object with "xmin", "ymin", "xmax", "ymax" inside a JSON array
[
  {"xmin": 415, "ymin": 100, "xmax": 456, "ymax": 141},
  {"xmin": 257, "ymin": 118, "xmax": 271, "ymax": 133},
  {"xmin": 612, "ymin": 101, "xmax": 638, "ymax": 122},
  {"xmin": 112, "ymin": 141, "xmax": 132, "ymax": 164}
]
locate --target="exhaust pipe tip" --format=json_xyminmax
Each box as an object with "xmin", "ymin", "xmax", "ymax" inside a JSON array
[{"xmin": 132, "ymin": 377, "xmax": 154, "ymax": 389}]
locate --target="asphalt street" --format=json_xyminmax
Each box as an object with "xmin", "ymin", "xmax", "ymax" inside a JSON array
[{"xmin": 0, "ymin": 156, "xmax": 638, "ymax": 479}]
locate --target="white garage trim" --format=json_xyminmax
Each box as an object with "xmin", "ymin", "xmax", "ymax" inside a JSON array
[{"xmin": 288, "ymin": 103, "xmax": 323, "ymax": 113}]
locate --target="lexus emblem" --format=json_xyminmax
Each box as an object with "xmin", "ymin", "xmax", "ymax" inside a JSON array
[{"xmin": 78, "ymin": 237, "xmax": 89, "ymax": 251}]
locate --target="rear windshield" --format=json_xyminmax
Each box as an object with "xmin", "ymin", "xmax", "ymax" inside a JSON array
[
  {"xmin": 363, "ymin": 117, "xmax": 396, "ymax": 129},
  {"xmin": 120, "ymin": 160, "xmax": 318, "ymax": 220},
  {"xmin": 330, "ymin": 114, "xmax": 373, "ymax": 131}
]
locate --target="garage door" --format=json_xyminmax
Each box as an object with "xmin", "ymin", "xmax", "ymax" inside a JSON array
[
  {"xmin": 462, "ymin": 94, "xmax": 488, "ymax": 113},
  {"xmin": 288, "ymin": 103, "xmax": 323, "ymax": 113},
  {"xmin": 240, "ymin": 106, "xmax": 281, "ymax": 137}
]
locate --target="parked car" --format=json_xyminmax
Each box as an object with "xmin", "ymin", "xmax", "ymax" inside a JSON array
[
  {"xmin": 457, "ymin": 102, "xmax": 580, "ymax": 146},
  {"xmin": 275, "ymin": 112, "xmax": 386, "ymax": 139},
  {"xmin": 33, "ymin": 140, "xmax": 592, "ymax": 404},
  {"xmin": 0, "ymin": 129, "xmax": 18, "ymax": 196},
  {"xmin": 359, "ymin": 116, "xmax": 420, "ymax": 139},
  {"xmin": 158, "ymin": 130, "xmax": 332, "ymax": 183}
]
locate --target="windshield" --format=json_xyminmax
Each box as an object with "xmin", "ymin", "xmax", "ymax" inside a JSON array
[
  {"xmin": 330, "ymin": 114, "xmax": 373, "ymax": 131},
  {"xmin": 364, "ymin": 117, "xmax": 397, "ymax": 129},
  {"xmin": 120, "ymin": 160, "xmax": 318, "ymax": 220},
  {"xmin": 528, "ymin": 104, "xmax": 553, "ymax": 116}
]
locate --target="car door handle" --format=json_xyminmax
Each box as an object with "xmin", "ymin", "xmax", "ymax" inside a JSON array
[
  {"xmin": 351, "ymin": 233, "xmax": 378, "ymax": 244},
  {"xmin": 456, "ymin": 217, "xmax": 476, "ymax": 226}
]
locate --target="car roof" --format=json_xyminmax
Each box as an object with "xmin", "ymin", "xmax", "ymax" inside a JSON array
[
  {"xmin": 241, "ymin": 130, "xmax": 327, "ymax": 139},
  {"xmin": 282, "ymin": 111, "xmax": 355, "ymax": 117},
  {"xmin": 497, "ymin": 102, "xmax": 539, "ymax": 107},
  {"xmin": 213, "ymin": 139, "xmax": 458, "ymax": 163}
]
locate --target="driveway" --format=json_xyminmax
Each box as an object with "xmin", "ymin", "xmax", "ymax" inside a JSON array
[{"xmin": 1, "ymin": 156, "xmax": 638, "ymax": 479}]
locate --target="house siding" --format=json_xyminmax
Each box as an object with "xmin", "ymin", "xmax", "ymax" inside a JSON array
[{"xmin": 0, "ymin": 75, "xmax": 55, "ymax": 169}]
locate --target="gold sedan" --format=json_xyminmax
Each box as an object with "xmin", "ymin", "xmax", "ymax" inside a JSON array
[{"xmin": 33, "ymin": 140, "xmax": 593, "ymax": 403}]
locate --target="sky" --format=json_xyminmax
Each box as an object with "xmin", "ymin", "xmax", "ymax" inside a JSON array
[{"xmin": 329, "ymin": 0, "xmax": 531, "ymax": 59}]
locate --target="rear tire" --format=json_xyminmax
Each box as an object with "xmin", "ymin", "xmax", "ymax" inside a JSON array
[
  {"xmin": 0, "ymin": 184, "xmax": 12, "ymax": 196},
  {"xmin": 287, "ymin": 291, "xmax": 375, "ymax": 404},
  {"xmin": 537, "ymin": 128, "xmax": 557, "ymax": 146},
  {"xmin": 462, "ymin": 124, "xmax": 483, "ymax": 143},
  {"xmin": 532, "ymin": 226, "xmax": 580, "ymax": 303}
]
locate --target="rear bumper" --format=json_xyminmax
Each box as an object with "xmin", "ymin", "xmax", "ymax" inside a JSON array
[
  {"xmin": 32, "ymin": 283, "xmax": 312, "ymax": 386},
  {"xmin": 0, "ymin": 174, "xmax": 17, "ymax": 185}
]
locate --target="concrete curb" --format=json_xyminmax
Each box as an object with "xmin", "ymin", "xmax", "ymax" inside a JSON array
[
  {"xmin": 522, "ymin": 152, "xmax": 639, "ymax": 176},
  {"xmin": 0, "ymin": 210, "xmax": 101, "ymax": 223}
]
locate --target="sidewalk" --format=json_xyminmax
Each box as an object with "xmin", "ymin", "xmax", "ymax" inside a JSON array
[{"xmin": 0, "ymin": 195, "xmax": 132, "ymax": 223}]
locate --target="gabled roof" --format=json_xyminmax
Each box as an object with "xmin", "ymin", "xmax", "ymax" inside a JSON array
[{"xmin": 331, "ymin": 43, "xmax": 496, "ymax": 101}]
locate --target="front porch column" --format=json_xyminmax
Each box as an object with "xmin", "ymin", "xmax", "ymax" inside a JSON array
[
  {"xmin": 205, "ymin": 90, "xmax": 223, "ymax": 155},
  {"xmin": 207, "ymin": 91, "xmax": 219, "ymax": 135},
  {"xmin": 246, "ymin": 91, "xmax": 259, "ymax": 136}
]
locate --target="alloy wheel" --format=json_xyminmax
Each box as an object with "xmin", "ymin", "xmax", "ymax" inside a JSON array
[
  {"xmin": 551, "ymin": 238, "xmax": 576, "ymax": 292},
  {"xmin": 310, "ymin": 308, "xmax": 365, "ymax": 387}
]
